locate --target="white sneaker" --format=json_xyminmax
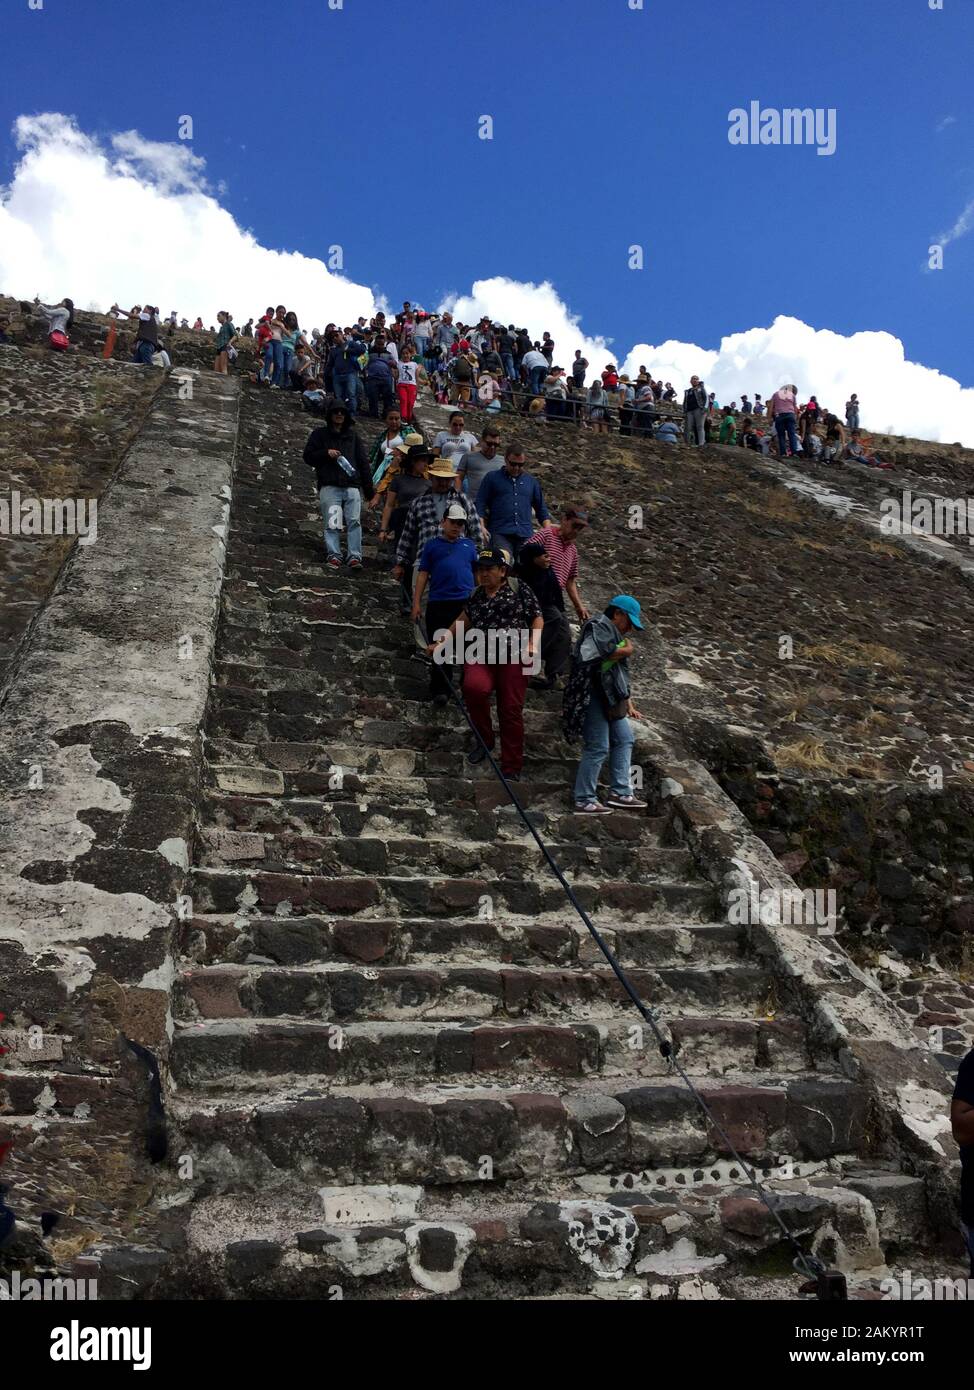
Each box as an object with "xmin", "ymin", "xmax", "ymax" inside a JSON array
[{"xmin": 573, "ymin": 800, "xmax": 611, "ymax": 815}]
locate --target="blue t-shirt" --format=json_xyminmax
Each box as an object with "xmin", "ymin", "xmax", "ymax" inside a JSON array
[{"xmin": 418, "ymin": 535, "xmax": 478, "ymax": 601}]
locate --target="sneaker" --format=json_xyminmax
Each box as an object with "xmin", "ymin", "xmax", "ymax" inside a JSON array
[
  {"xmin": 573, "ymin": 800, "xmax": 611, "ymax": 814},
  {"xmin": 604, "ymin": 793, "xmax": 647, "ymax": 810},
  {"xmin": 348, "ymin": 557, "xmax": 363, "ymax": 569},
  {"xmin": 326, "ymin": 555, "xmax": 341, "ymax": 569},
  {"xmin": 467, "ymin": 742, "xmax": 491, "ymax": 765}
]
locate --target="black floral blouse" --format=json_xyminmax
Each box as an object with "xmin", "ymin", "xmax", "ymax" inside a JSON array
[{"xmin": 465, "ymin": 581, "xmax": 541, "ymax": 633}]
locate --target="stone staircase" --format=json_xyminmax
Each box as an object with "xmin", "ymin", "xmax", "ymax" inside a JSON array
[{"xmin": 136, "ymin": 391, "xmax": 929, "ymax": 1299}]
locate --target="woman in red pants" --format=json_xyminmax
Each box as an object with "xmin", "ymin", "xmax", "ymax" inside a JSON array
[{"xmin": 429, "ymin": 548, "xmax": 542, "ymax": 780}]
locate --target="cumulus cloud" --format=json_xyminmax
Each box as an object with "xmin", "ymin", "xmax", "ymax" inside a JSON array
[
  {"xmin": 935, "ymin": 115, "xmax": 956, "ymax": 132},
  {"xmin": 442, "ymin": 276, "xmax": 615, "ymax": 372},
  {"xmin": 619, "ymin": 319, "xmax": 974, "ymax": 444},
  {"xmin": 0, "ymin": 113, "xmax": 378, "ymax": 327},
  {"xmin": 2, "ymin": 113, "xmax": 973, "ymax": 444}
]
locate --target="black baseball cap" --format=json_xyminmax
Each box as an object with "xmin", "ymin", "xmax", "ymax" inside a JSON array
[{"xmin": 476, "ymin": 547, "xmax": 511, "ymax": 568}]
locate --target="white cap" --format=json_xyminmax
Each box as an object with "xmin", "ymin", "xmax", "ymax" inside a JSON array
[{"xmin": 446, "ymin": 503, "xmax": 467, "ymax": 521}]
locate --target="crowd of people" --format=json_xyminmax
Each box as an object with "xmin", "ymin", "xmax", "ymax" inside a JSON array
[
  {"xmin": 9, "ymin": 291, "xmax": 884, "ymax": 808},
  {"xmin": 301, "ymin": 396, "xmax": 644, "ymax": 811},
  {"xmin": 691, "ymin": 382, "xmax": 886, "ymax": 468},
  {"xmin": 17, "ymin": 295, "xmax": 881, "ymax": 467}
]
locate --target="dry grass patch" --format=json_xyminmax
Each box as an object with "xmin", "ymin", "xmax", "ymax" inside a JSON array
[
  {"xmin": 726, "ymin": 488, "xmax": 805, "ymax": 524},
  {"xmin": 800, "ymin": 639, "xmax": 904, "ymax": 670},
  {"xmin": 774, "ymin": 738, "xmax": 850, "ymax": 774}
]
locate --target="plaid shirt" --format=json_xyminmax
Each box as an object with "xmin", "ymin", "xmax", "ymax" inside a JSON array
[{"xmin": 396, "ymin": 489, "xmax": 486, "ymax": 566}]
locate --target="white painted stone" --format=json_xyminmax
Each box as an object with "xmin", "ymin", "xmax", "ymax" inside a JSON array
[
  {"xmin": 677, "ymin": 1278, "xmax": 722, "ymax": 1300},
  {"xmin": 404, "ymin": 1222, "xmax": 474, "ymax": 1294},
  {"xmin": 662, "ymin": 1213, "xmax": 692, "ymax": 1235},
  {"xmin": 560, "ymin": 1201, "xmax": 638, "ymax": 1279},
  {"xmin": 317, "ymin": 1185, "xmax": 423, "ymax": 1226},
  {"xmin": 636, "ymin": 1238, "xmax": 727, "ymax": 1276},
  {"xmin": 157, "ymin": 837, "xmax": 190, "ymax": 870}
]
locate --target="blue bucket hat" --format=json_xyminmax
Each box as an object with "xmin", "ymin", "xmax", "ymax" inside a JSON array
[{"xmin": 609, "ymin": 594, "xmax": 644, "ymax": 630}]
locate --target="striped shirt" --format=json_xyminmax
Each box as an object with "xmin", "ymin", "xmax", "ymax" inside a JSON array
[{"xmin": 527, "ymin": 527, "xmax": 579, "ymax": 589}]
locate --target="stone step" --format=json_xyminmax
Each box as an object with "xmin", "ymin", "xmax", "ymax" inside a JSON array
[
  {"xmin": 171, "ymin": 1074, "xmax": 867, "ymax": 1195},
  {"xmin": 206, "ymin": 706, "xmax": 570, "ymax": 754},
  {"xmin": 174, "ymin": 960, "xmax": 771, "ymax": 1024},
  {"xmin": 205, "ymin": 734, "xmax": 584, "ymax": 781},
  {"xmin": 219, "ymin": 587, "xmax": 426, "ymax": 625},
  {"xmin": 188, "ymin": 867, "xmax": 720, "ymax": 922},
  {"xmin": 200, "ymin": 790, "xmax": 672, "ymax": 849},
  {"xmin": 205, "ymin": 768, "xmax": 592, "ymax": 812},
  {"xmin": 155, "ymin": 1173, "xmax": 891, "ymax": 1298},
  {"xmin": 169, "ymin": 1015, "xmax": 812, "ymax": 1088},
  {"xmin": 208, "ymin": 687, "xmax": 566, "ymax": 736},
  {"xmin": 218, "ymin": 618, "xmax": 402, "ymax": 658},
  {"xmin": 180, "ymin": 914, "xmax": 744, "ymax": 971},
  {"xmin": 195, "ymin": 827, "xmax": 694, "ymax": 881},
  {"xmin": 212, "ymin": 655, "xmax": 459, "ymax": 701}
]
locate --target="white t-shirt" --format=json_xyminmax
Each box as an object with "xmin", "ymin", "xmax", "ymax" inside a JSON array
[
  {"xmin": 523, "ymin": 350, "xmax": 547, "ymax": 370},
  {"xmin": 384, "ymin": 341, "xmax": 399, "ymax": 363},
  {"xmin": 434, "ymin": 430, "xmax": 479, "ymax": 463},
  {"xmin": 380, "ymin": 432, "xmax": 405, "ymax": 461},
  {"xmin": 398, "ymin": 361, "xmax": 420, "ymax": 387}
]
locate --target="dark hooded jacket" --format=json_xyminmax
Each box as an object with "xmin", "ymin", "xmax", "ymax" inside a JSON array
[
  {"xmin": 303, "ymin": 404, "xmax": 375, "ymax": 497},
  {"xmin": 515, "ymin": 541, "xmax": 564, "ymax": 610}
]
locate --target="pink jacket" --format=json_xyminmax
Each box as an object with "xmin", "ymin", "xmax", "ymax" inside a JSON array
[{"xmin": 770, "ymin": 389, "xmax": 797, "ymax": 417}]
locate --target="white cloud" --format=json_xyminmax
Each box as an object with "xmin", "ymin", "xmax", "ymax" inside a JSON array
[
  {"xmin": 0, "ymin": 113, "xmax": 378, "ymax": 328},
  {"xmin": 2, "ymin": 113, "xmax": 974, "ymax": 445},
  {"xmin": 935, "ymin": 115, "xmax": 956, "ymax": 132},
  {"xmin": 933, "ymin": 193, "xmax": 974, "ymax": 252},
  {"xmin": 442, "ymin": 276, "xmax": 616, "ymax": 373},
  {"xmin": 619, "ymin": 318, "xmax": 974, "ymax": 444}
]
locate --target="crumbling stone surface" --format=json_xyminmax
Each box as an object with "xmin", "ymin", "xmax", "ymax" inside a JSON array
[
  {"xmin": 0, "ymin": 344, "xmax": 162, "ymax": 683},
  {"xmin": 0, "ymin": 363, "xmax": 238, "ymax": 1262}
]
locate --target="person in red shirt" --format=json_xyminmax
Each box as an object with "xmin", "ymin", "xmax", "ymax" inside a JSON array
[
  {"xmin": 601, "ymin": 364, "xmax": 620, "ymax": 389},
  {"xmin": 523, "ymin": 506, "xmax": 591, "ymax": 689}
]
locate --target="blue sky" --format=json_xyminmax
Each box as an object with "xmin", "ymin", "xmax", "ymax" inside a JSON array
[{"xmin": 2, "ymin": 0, "xmax": 972, "ymax": 384}]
